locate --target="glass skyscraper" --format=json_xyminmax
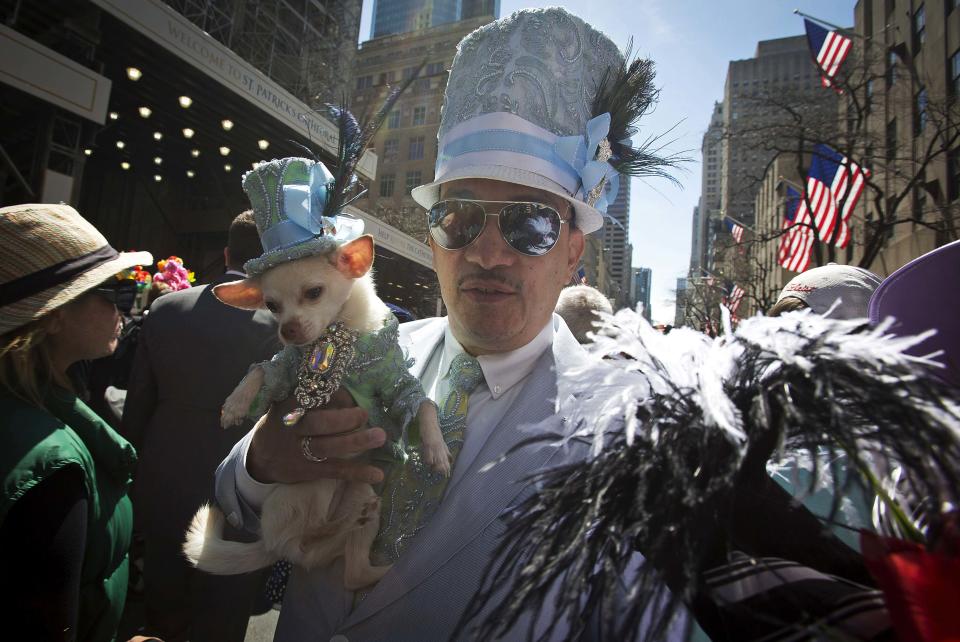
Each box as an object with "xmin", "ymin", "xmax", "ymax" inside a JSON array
[{"xmin": 370, "ymin": 0, "xmax": 499, "ymax": 39}]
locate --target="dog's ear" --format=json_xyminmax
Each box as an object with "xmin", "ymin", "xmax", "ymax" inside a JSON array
[
  {"xmin": 213, "ymin": 279, "xmax": 264, "ymax": 310},
  {"xmin": 335, "ymin": 235, "xmax": 375, "ymax": 279}
]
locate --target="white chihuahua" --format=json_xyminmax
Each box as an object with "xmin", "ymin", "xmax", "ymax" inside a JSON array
[{"xmin": 183, "ymin": 235, "xmax": 447, "ymax": 590}]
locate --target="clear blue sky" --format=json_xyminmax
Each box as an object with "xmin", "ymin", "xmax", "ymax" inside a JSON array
[{"xmin": 358, "ymin": 1, "xmax": 856, "ymax": 323}]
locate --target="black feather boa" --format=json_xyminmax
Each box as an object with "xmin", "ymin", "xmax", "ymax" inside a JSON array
[{"xmin": 456, "ymin": 309, "xmax": 960, "ymax": 641}]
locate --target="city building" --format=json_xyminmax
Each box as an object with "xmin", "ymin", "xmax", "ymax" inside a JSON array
[
  {"xmin": 370, "ymin": 0, "xmax": 499, "ymax": 38},
  {"xmin": 673, "ymin": 277, "xmax": 690, "ymax": 327},
  {"xmin": 748, "ymin": 0, "xmax": 960, "ymax": 316},
  {"xmin": 352, "ymin": 14, "xmax": 497, "ymax": 242},
  {"xmin": 841, "ymin": 0, "xmax": 959, "ymax": 275},
  {"xmin": 0, "ymin": 0, "xmax": 439, "ymax": 314},
  {"xmin": 579, "ymin": 235, "xmax": 609, "ymax": 293},
  {"xmin": 164, "ymin": 0, "xmax": 363, "ymax": 105},
  {"xmin": 750, "ymin": 153, "xmax": 807, "ymax": 315},
  {"xmin": 600, "ymin": 177, "xmax": 633, "ymax": 308},
  {"xmin": 683, "ymin": 31, "xmax": 839, "ymax": 328},
  {"xmin": 630, "ymin": 267, "xmax": 653, "ymax": 321},
  {"xmin": 692, "ymin": 101, "xmax": 724, "ymax": 273},
  {"xmin": 721, "ymin": 35, "xmax": 837, "ymax": 229}
]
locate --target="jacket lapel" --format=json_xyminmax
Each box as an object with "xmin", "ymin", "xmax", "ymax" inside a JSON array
[
  {"xmin": 345, "ymin": 322, "xmax": 591, "ymax": 627},
  {"xmin": 399, "ymin": 318, "xmax": 446, "ymax": 380}
]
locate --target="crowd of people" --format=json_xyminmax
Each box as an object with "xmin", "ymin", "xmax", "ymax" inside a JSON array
[{"xmin": 1, "ymin": 7, "xmax": 958, "ymax": 642}]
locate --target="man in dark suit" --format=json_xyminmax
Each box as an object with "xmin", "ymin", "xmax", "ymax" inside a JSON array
[{"xmin": 122, "ymin": 211, "xmax": 279, "ymax": 641}]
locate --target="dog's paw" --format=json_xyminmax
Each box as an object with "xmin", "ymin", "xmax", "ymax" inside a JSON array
[
  {"xmin": 221, "ymin": 386, "xmax": 257, "ymax": 427},
  {"xmin": 220, "ymin": 399, "xmax": 248, "ymax": 428},
  {"xmin": 422, "ymin": 441, "xmax": 452, "ymax": 477}
]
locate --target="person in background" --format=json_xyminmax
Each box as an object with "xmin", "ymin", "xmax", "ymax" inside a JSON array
[
  {"xmin": 555, "ymin": 284, "xmax": 613, "ymax": 344},
  {"xmin": 121, "ymin": 211, "xmax": 279, "ymax": 641},
  {"xmin": 767, "ymin": 262, "xmax": 885, "ymax": 550},
  {"xmin": 768, "ymin": 263, "xmax": 881, "ymax": 318},
  {"xmin": 0, "ymin": 203, "xmax": 151, "ymax": 642}
]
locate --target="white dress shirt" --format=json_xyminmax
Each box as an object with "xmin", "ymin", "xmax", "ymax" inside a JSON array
[{"xmin": 235, "ymin": 315, "xmax": 558, "ymax": 506}]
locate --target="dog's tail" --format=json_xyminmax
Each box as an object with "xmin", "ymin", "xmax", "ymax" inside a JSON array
[{"xmin": 183, "ymin": 504, "xmax": 274, "ymax": 575}]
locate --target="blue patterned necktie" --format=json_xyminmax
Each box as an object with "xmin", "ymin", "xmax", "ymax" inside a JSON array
[{"xmin": 371, "ymin": 352, "xmax": 485, "ymax": 565}]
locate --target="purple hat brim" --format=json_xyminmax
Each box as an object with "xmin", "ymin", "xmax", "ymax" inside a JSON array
[{"xmin": 869, "ymin": 239, "xmax": 960, "ymax": 386}]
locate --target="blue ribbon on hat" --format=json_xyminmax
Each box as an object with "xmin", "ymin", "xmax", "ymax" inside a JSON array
[
  {"xmin": 261, "ymin": 161, "xmax": 364, "ymax": 252},
  {"xmin": 554, "ymin": 113, "xmax": 621, "ymax": 213}
]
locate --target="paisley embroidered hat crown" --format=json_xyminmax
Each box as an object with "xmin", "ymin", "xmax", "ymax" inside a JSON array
[
  {"xmin": 411, "ymin": 7, "xmax": 670, "ymax": 234},
  {"xmin": 241, "ymin": 157, "xmax": 364, "ymax": 277}
]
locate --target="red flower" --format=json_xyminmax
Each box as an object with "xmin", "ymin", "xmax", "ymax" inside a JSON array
[{"xmin": 861, "ymin": 527, "xmax": 960, "ymax": 642}]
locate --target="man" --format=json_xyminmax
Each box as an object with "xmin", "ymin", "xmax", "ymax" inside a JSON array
[
  {"xmin": 555, "ymin": 285, "xmax": 615, "ymax": 344},
  {"xmin": 213, "ymin": 8, "xmax": 684, "ymax": 641},
  {"xmin": 122, "ymin": 211, "xmax": 279, "ymax": 641}
]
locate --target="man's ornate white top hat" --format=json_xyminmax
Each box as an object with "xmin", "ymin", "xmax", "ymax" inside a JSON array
[{"xmin": 412, "ymin": 7, "xmax": 676, "ymax": 234}]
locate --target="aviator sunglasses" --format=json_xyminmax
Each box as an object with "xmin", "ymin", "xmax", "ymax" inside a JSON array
[{"xmin": 427, "ymin": 199, "xmax": 568, "ymax": 257}]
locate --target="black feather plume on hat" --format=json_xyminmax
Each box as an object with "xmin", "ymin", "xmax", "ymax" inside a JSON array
[
  {"xmin": 593, "ymin": 43, "xmax": 686, "ymax": 184},
  {"xmin": 454, "ymin": 311, "xmax": 960, "ymax": 641},
  {"xmin": 294, "ymin": 62, "xmax": 425, "ymax": 218}
]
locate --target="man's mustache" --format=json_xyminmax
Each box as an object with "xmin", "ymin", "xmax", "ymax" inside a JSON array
[{"xmin": 457, "ymin": 270, "xmax": 523, "ymax": 292}]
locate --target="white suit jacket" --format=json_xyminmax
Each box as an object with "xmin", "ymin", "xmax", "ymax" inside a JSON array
[{"xmin": 215, "ymin": 317, "xmax": 688, "ymax": 641}]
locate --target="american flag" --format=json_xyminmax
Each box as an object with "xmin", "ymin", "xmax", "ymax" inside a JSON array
[
  {"xmin": 811, "ymin": 144, "xmax": 869, "ymax": 248},
  {"xmin": 724, "ymin": 217, "xmax": 744, "ymax": 244},
  {"xmin": 779, "ymin": 186, "xmax": 815, "ymax": 273},
  {"xmin": 723, "ymin": 280, "xmax": 745, "ymax": 314},
  {"xmin": 576, "ymin": 266, "xmax": 588, "ymax": 285},
  {"xmin": 804, "ymin": 19, "xmax": 852, "ymax": 90}
]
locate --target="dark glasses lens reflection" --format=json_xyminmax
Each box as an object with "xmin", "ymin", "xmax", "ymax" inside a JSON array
[
  {"xmin": 428, "ymin": 200, "xmax": 486, "ymax": 250},
  {"xmin": 499, "ymin": 203, "xmax": 561, "ymax": 256}
]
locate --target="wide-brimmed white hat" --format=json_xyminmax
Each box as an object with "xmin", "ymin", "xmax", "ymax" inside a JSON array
[
  {"xmin": 412, "ymin": 8, "xmax": 642, "ymax": 235},
  {"xmin": 0, "ymin": 203, "xmax": 152, "ymax": 334}
]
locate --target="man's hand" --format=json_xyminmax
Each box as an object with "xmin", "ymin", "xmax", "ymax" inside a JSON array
[{"xmin": 246, "ymin": 388, "xmax": 386, "ymax": 485}]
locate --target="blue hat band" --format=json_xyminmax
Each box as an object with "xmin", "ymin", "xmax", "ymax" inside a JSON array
[{"xmin": 435, "ymin": 112, "xmax": 620, "ymax": 213}]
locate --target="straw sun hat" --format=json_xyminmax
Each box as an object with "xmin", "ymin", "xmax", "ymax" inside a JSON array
[{"xmin": 0, "ymin": 203, "xmax": 152, "ymax": 334}]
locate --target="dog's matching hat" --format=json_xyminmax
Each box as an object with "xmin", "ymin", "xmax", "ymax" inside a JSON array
[
  {"xmin": 412, "ymin": 7, "xmax": 675, "ymax": 234},
  {"xmin": 241, "ymin": 157, "xmax": 364, "ymax": 277}
]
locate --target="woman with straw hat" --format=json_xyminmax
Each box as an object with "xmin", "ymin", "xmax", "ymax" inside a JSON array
[{"xmin": 0, "ymin": 204, "xmax": 153, "ymax": 641}]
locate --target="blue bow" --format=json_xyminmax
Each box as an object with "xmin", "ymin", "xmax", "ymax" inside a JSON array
[
  {"xmin": 554, "ymin": 113, "xmax": 621, "ymax": 213},
  {"xmin": 282, "ymin": 161, "xmax": 338, "ymax": 236}
]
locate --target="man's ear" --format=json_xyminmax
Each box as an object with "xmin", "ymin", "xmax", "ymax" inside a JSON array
[
  {"xmin": 565, "ymin": 227, "xmax": 586, "ymax": 279},
  {"xmin": 213, "ymin": 279, "xmax": 264, "ymax": 310},
  {"xmin": 335, "ymin": 235, "xmax": 375, "ymax": 279}
]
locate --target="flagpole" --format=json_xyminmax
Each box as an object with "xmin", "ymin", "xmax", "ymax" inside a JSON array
[
  {"xmin": 793, "ymin": 9, "xmax": 862, "ymax": 38},
  {"xmin": 777, "ymin": 175, "xmax": 804, "ymax": 192},
  {"xmin": 724, "ymin": 214, "xmax": 754, "ymax": 232}
]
